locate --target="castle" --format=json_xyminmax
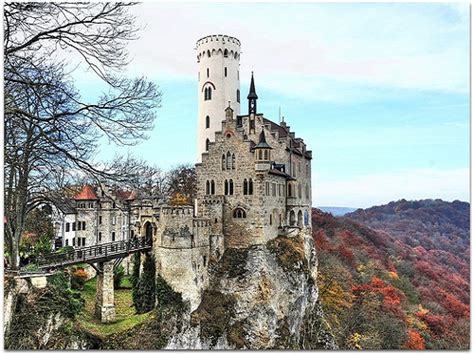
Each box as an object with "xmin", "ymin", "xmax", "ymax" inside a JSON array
[{"xmin": 52, "ymin": 34, "xmax": 313, "ymax": 309}]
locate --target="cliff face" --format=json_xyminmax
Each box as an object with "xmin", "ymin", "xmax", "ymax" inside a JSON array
[{"xmin": 164, "ymin": 231, "xmax": 336, "ymax": 349}]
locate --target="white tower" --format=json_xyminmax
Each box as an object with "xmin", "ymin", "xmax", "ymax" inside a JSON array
[{"xmin": 196, "ymin": 35, "xmax": 241, "ymax": 162}]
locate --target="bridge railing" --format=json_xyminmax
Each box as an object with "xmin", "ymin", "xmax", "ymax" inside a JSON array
[{"xmin": 35, "ymin": 236, "xmax": 152, "ymax": 268}]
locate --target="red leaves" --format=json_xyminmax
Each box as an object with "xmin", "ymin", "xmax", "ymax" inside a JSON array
[{"xmin": 403, "ymin": 329, "xmax": 425, "ymax": 350}]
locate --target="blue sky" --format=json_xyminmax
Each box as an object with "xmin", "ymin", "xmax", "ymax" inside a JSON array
[{"xmin": 73, "ymin": 3, "xmax": 470, "ymax": 208}]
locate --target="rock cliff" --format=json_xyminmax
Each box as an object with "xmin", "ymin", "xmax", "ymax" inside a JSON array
[{"xmin": 163, "ymin": 231, "xmax": 336, "ymax": 349}]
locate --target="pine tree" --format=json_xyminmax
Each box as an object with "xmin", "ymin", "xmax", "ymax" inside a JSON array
[{"xmin": 135, "ymin": 252, "xmax": 156, "ymax": 313}]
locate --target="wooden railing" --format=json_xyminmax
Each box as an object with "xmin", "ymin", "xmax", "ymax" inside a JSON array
[{"xmin": 35, "ymin": 236, "xmax": 152, "ymax": 270}]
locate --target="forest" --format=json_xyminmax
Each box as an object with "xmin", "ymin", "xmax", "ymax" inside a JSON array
[{"xmin": 313, "ymin": 199, "xmax": 469, "ymax": 350}]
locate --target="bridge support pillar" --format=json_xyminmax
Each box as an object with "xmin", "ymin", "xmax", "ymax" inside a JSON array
[{"xmin": 95, "ymin": 261, "xmax": 115, "ymax": 323}]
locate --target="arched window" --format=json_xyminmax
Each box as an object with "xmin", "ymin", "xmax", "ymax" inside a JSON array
[
  {"xmin": 211, "ymin": 180, "xmax": 215, "ymax": 195},
  {"xmin": 233, "ymin": 208, "xmax": 246, "ymax": 218},
  {"xmin": 229, "ymin": 179, "xmax": 234, "ymax": 195},
  {"xmin": 224, "ymin": 180, "xmax": 228, "ymax": 195},
  {"xmin": 222, "ymin": 154, "xmax": 226, "ymax": 170},
  {"xmin": 297, "ymin": 210, "xmax": 303, "ymax": 227},
  {"xmin": 298, "ymin": 183, "xmax": 302, "ymax": 199},
  {"xmin": 258, "ymin": 150, "xmax": 263, "ymax": 160},
  {"xmin": 289, "ymin": 210, "xmax": 296, "ymax": 226},
  {"xmin": 305, "ymin": 184, "xmax": 309, "ymax": 199},
  {"xmin": 224, "ymin": 67, "xmax": 227, "ymax": 77},
  {"xmin": 206, "ymin": 180, "xmax": 210, "ymax": 195},
  {"xmin": 270, "ymin": 214, "xmax": 272, "ymax": 225},
  {"xmin": 288, "ymin": 183, "xmax": 292, "ymax": 197},
  {"xmin": 207, "ymin": 67, "xmax": 209, "ymax": 77},
  {"xmin": 224, "ymin": 49, "xmax": 228, "ymax": 57},
  {"xmin": 237, "ymin": 89, "xmax": 240, "ymax": 103},
  {"xmin": 232, "ymin": 153, "xmax": 235, "ymax": 169},
  {"xmin": 207, "ymin": 50, "xmax": 211, "ymax": 58},
  {"xmin": 226, "ymin": 151, "xmax": 231, "ymax": 170},
  {"xmin": 243, "ymin": 179, "xmax": 248, "ymax": 195},
  {"xmin": 205, "ymin": 139, "xmax": 210, "ymax": 151},
  {"xmin": 248, "ymin": 178, "xmax": 253, "ymax": 195},
  {"xmin": 264, "ymin": 150, "xmax": 268, "ymax": 160},
  {"xmin": 205, "ymin": 115, "xmax": 210, "ymax": 128}
]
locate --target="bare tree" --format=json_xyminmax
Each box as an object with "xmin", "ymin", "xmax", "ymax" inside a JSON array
[{"xmin": 4, "ymin": 3, "xmax": 162, "ymax": 269}]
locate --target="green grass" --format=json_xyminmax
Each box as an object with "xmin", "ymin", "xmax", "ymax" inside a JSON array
[{"xmin": 76, "ymin": 277, "xmax": 152, "ymax": 338}]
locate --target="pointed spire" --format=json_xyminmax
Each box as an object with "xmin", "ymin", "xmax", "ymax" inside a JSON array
[{"xmin": 247, "ymin": 71, "xmax": 258, "ymax": 100}]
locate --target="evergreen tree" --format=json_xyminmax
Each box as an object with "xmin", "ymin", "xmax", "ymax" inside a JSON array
[
  {"xmin": 131, "ymin": 252, "xmax": 141, "ymax": 309},
  {"xmin": 135, "ymin": 252, "xmax": 156, "ymax": 313}
]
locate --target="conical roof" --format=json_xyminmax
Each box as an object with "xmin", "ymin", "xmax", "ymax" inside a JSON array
[{"xmin": 254, "ymin": 129, "xmax": 272, "ymax": 149}]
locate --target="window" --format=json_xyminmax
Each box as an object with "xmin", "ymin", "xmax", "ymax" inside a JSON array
[
  {"xmin": 211, "ymin": 180, "xmax": 215, "ymax": 195},
  {"xmin": 203, "ymin": 255, "xmax": 207, "ymax": 267},
  {"xmin": 248, "ymin": 179, "xmax": 253, "ymax": 195},
  {"xmin": 232, "ymin": 153, "xmax": 235, "ymax": 169},
  {"xmin": 264, "ymin": 150, "xmax": 268, "ymax": 160},
  {"xmin": 65, "ymin": 239, "xmax": 69, "ymax": 246},
  {"xmin": 237, "ymin": 70, "xmax": 239, "ymax": 79},
  {"xmin": 224, "ymin": 67, "xmax": 227, "ymax": 77},
  {"xmin": 224, "ymin": 180, "xmax": 228, "ymax": 195},
  {"xmin": 99, "ymin": 232, "xmax": 102, "ymax": 242},
  {"xmin": 112, "ymin": 202, "xmax": 116, "ymax": 209},
  {"xmin": 222, "ymin": 154, "xmax": 226, "ymax": 170},
  {"xmin": 265, "ymin": 182, "xmax": 270, "ymax": 196},
  {"xmin": 82, "ymin": 221, "xmax": 86, "ymax": 230},
  {"xmin": 206, "ymin": 180, "xmax": 210, "ymax": 195},
  {"xmin": 72, "ymin": 222, "xmax": 76, "ymax": 231},
  {"xmin": 205, "ymin": 115, "xmax": 210, "ymax": 128},
  {"xmin": 204, "ymin": 87, "xmax": 212, "ymax": 100},
  {"xmin": 288, "ymin": 183, "xmax": 292, "ymax": 197},
  {"xmin": 89, "ymin": 202, "xmax": 93, "ymax": 208},
  {"xmin": 66, "ymin": 223, "xmax": 70, "ymax": 232},
  {"xmin": 73, "ymin": 238, "xmax": 76, "ymax": 247},
  {"xmin": 226, "ymin": 151, "xmax": 231, "ymax": 169},
  {"xmin": 243, "ymin": 179, "xmax": 248, "ymax": 195},
  {"xmin": 206, "ymin": 139, "xmax": 210, "ymax": 151},
  {"xmin": 224, "ymin": 49, "xmax": 228, "ymax": 57},
  {"xmin": 233, "ymin": 208, "xmax": 246, "ymax": 218},
  {"xmin": 272, "ymin": 183, "xmax": 276, "ymax": 197},
  {"xmin": 207, "ymin": 67, "xmax": 209, "ymax": 77},
  {"xmin": 305, "ymin": 184, "xmax": 310, "ymax": 199},
  {"xmin": 270, "ymin": 214, "xmax": 273, "ymax": 225},
  {"xmin": 237, "ymin": 89, "xmax": 240, "ymax": 103},
  {"xmin": 82, "ymin": 238, "xmax": 86, "ymax": 246},
  {"xmin": 258, "ymin": 150, "xmax": 263, "ymax": 160},
  {"xmin": 112, "ymin": 232, "xmax": 115, "ymax": 241},
  {"xmin": 298, "ymin": 183, "xmax": 302, "ymax": 199},
  {"xmin": 112, "ymin": 216, "xmax": 116, "ymax": 225},
  {"xmin": 229, "ymin": 179, "xmax": 234, "ymax": 195},
  {"xmin": 99, "ymin": 216, "xmax": 102, "ymax": 224}
]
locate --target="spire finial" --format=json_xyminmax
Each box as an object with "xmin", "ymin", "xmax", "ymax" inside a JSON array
[{"xmin": 247, "ymin": 72, "xmax": 258, "ymax": 115}]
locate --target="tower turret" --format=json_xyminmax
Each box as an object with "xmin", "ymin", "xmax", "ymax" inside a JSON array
[
  {"xmin": 254, "ymin": 129, "xmax": 272, "ymax": 171},
  {"xmin": 196, "ymin": 35, "xmax": 241, "ymax": 162}
]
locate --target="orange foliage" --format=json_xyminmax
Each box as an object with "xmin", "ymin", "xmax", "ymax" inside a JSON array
[{"xmin": 403, "ymin": 329, "xmax": 425, "ymax": 350}]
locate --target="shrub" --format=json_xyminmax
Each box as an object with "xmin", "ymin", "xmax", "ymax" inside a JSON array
[{"xmin": 70, "ymin": 267, "xmax": 88, "ymax": 290}]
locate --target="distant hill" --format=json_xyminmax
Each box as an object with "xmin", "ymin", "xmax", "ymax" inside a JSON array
[
  {"xmin": 317, "ymin": 206, "xmax": 357, "ymax": 216},
  {"xmin": 312, "ymin": 199, "xmax": 470, "ymax": 350}
]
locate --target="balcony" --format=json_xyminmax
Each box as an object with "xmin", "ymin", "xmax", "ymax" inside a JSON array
[{"xmin": 286, "ymin": 196, "xmax": 299, "ymax": 207}]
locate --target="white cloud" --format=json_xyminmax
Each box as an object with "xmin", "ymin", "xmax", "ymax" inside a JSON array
[
  {"xmin": 313, "ymin": 168, "xmax": 470, "ymax": 208},
  {"xmin": 122, "ymin": 3, "xmax": 469, "ymax": 102}
]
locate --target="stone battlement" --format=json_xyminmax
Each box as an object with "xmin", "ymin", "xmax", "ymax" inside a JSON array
[{"xmin": 196, "ymin": 34, "xmax": 240, "ymax": 47}]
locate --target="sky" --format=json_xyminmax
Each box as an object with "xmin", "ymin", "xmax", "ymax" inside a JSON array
[{"xmin": 74, "ymin": 3, "xmax": 470, "ymax": 208}]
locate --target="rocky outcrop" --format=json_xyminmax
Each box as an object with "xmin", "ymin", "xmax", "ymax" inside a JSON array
[{"xmin": 164, "ymin": 231, "xmax": 336, "ymax": 349}]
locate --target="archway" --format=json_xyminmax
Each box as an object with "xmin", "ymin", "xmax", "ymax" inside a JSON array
[{"xmin": 144, "ymin": 221, "xmax": 153, "ymax": 245}]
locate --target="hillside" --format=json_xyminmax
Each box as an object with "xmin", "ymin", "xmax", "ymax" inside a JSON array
[{"xmin": 312, "ymin": 199, "xmax": 470, "ymax": 350}]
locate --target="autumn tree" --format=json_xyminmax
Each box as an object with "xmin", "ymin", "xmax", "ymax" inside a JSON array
[
  {"xmin": 4, "ymin": 3, "xmax": 161, "ymax": 269},
  {"xmin": 167, "ymin": 164, "xmax": 197, "ymax": 204}
]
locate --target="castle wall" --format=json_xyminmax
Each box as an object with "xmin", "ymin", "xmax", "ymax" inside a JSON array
[{"xmin": 154, "ymin": 206, "xmax": 211, "ymax": 310}]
